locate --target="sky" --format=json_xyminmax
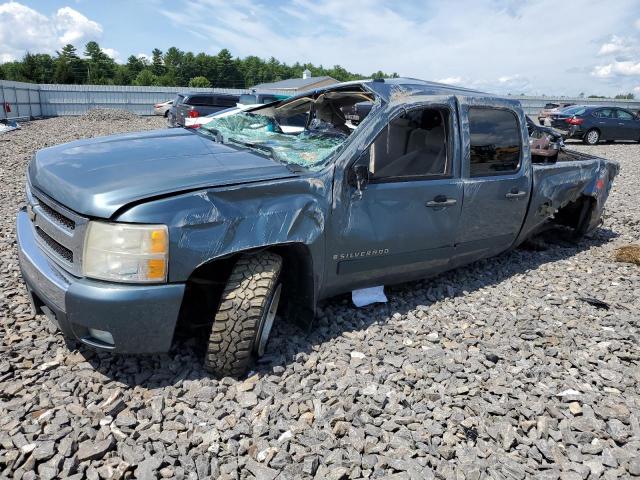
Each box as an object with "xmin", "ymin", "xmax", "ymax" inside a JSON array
[{"xmin": 0, "ymin": 0, "xmax": 639, "ymax": 96}]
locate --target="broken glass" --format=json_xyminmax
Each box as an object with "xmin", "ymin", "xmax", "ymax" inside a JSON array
[{"xmin": 199, "ymin": 113, "xmax": 348, "ymax": 171}]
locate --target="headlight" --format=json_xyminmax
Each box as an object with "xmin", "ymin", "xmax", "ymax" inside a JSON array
[{"xmin": 83, "ymin": 222, "xmax": 168, "ymax": 283}]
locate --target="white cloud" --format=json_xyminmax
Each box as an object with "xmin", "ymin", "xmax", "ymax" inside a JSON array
[
  {"xmin": 592, "ymin": 61, "xmax": 640, "ymax": 78},
  {"xmin": 55, "ymin": 6, "xmax": 101, "ymax": 44},
  {"xmin": 160, "ymin": 0, "xmax": 640, "ymax": 95},
  {"xmin": 0, "ymin": 2, "xmax": 102, "ymax": 61},
  {"xmin": 598, "ymin": 35, "xmax": 632, "ymax": 56},
  {"xmin": 137, "ymin": 53, "xmax": 152, "ymax": 64},
  {"xmin": 102, "ymin": 47, "xmax": 119, "ymax": 61}
]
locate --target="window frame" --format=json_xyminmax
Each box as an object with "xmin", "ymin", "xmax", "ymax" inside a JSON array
[
  {"xmin": 366, "ymin": 104, "xmax": 454, "ymax": 185},
  {"xmin": 467, "ymin": 106, "xmax": 523, "ymax": 178}
]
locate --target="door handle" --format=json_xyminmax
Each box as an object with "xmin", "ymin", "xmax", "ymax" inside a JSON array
[
  {"xmin": 505, "ymin": 190, "xmax": 527, "ymax": 199},
  {"xmin": 619, "ymin": 123, "xmax": 625, "ymax": 125},
  {"xmin": 426, "ymin": 195, "xmax": 457, "ymax": 208}
]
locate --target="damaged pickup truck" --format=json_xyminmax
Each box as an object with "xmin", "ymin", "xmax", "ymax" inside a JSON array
[{"xmin": 17, "ymin": 78, "xmax": 618, "ymax": 376}]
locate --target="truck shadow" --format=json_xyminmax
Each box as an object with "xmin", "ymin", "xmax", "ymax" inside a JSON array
[{"xmin": 76, "ymin": 226, "xmax": 618, "ymax": 387}]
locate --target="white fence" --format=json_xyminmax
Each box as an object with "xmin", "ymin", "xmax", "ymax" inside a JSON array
[
  {"xmin": 2, "ymin": 80, "xmax": 640, "ymax": 119},
  {"xmin": 0, "ymin": 81, "xmax": 265, "ymax": 119},
  {"xmin": 0, "ymin": 80, "xmax": 42, "ymax": 120}
]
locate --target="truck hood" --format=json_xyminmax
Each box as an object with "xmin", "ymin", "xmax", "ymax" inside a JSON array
[{"xmin": 29, "ymin": 128, "xmax": 295, "ymax": 218}]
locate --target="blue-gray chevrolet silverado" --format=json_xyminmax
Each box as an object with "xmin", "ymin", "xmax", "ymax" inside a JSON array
[{"xmin": 17, "ymin": 79, "xmax": 619, "ymax": 377}]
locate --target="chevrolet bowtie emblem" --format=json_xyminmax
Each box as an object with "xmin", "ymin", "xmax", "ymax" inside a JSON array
[{"xmin": 26, "ymin": 205, "xmax": 36, "ymax": 221}]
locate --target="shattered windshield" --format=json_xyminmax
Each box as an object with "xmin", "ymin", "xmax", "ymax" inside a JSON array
[
  {"xmin": 200, "ymin": 112, "xmax": 347, "ymax": 170},
  {"xmin": 198, "ymin": 86, "xmax": 376, "ymax": 171}
]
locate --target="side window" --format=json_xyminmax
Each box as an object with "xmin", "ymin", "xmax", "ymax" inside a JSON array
[
  {"xmin": 593, "ymin": 109, "xmax": 613, "ymax": 119},
  {"xmin": 216, "ymin": 95, "xmax": 239, "ymax": 107},
  {"xmin": 616, "ymin": 109, "xmax": 634, "ymax": 120},
  {"xmin": 368, "ymin": 107, "xmax": 450, "ymax": 181},
  {"xmin": 468, "ymin": 107, "xmax": 521, "ymax": 177}
]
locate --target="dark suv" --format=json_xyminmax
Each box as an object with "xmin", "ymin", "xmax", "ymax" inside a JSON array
[
  {"xmin": 168, "ymin": 93, "xmax": 240, "ymax": 127},
  {"xmin": 551, "ymin": 105, "xmax": 640, "ymax": 144}
]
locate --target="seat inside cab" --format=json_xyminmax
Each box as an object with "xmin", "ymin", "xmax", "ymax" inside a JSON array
[{"xmin": 371, "ymin": 108, "xmax": 449, "ymax": 179}]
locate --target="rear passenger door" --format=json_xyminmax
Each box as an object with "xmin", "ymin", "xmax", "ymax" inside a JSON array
[
  {"xmin": 453, "ymin": 103, "xmax": 531, "ymax": 265},
  {"xmin": 614, "ymin": 109, "xmax": 639, "ymax": 140},
  {"xmin": 592, "ymin": 109, "xmax": 616, "ymax": 138}
]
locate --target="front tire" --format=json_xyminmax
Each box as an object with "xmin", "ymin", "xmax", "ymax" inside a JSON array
[
  {"xmin": 205, "ymin": 252, "xmax": 283, "ymax": 377},
  {"xmin": 583, "ymin": 129, "xmax": 600, "ymax": 145}
]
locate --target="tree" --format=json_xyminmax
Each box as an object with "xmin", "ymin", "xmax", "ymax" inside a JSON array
[
  {"xmin": 84, "ymin": 41, "xmax": 116, "ymax": 84},
  {"xmin": 614, "ymin": 93, "xmax": 635, "ymax": 100},
  {"xmin": 133, "ymin": 69, "xmax": 159, "ymax": 86},
  {"xmin": 188, "ymin": 76, "xmax": 211, "ymax": 88},
  {"xmin": 151, "ymin": 48, "xmax": 164, "ymax": 76},
  {"xmin": 19, "ymin": 52, "xmax": 54, "ymax": 83},
  {"xmin": 53, "ymin": 44, "xmax": 85, "ymax": 84},
  {"xmin": 216, "ymin": 49, "xmax": 241, "ymax": 87},
  {"xmin": 0, "ymin": 43, "xmax": 399, "ymax": 87}
]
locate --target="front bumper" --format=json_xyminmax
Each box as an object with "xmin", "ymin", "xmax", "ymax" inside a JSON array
[{"xmin": 16, "ymin": 209, "xmax": 185, "ymax": 353}]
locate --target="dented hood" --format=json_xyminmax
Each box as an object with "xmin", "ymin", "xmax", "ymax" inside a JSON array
[{"xmin": 29, "ymin": 128, "xmax": 295, "ymax": 218}]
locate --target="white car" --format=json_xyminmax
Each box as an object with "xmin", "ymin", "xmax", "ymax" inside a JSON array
[
  {"xmin": 184, "ymin": 103, "xmax": 258, "ymax": 128},
  {"xmin": 153, "ymin": 100, "xmax": 173, "ymax": 117},
  {"xmin": 185, "ymin": 104, "xmax": 305, "ymax": 133}
]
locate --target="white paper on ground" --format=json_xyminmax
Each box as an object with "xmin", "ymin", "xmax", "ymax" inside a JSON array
[{"xmin": 352, "ymin": 286, "xmax": 388, "ymax": 307}]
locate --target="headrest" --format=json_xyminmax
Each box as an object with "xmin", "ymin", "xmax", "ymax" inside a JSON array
[{"xmin": 421, "ymin": 110, "xmax": 442, "ymax": 130}]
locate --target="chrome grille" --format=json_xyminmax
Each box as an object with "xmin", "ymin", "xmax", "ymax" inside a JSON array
[
  {"xmin": 36, "ymin": 227, "xmax": 73, "ymax": 263},
  {"xmin": 27, "ymin": 182, "xmax": 88, "ymax": 276},
  {"xmin": 38, "ymin": 201, "xmax": 76, "ymax": 231}
]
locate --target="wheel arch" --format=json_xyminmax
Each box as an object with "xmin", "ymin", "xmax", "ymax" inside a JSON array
[
  {"xmin": 552, "ymin": 194, "xmax": 598, "ymax": 236},
  {"xmin": 180, "ymin": 242, "xmax": 317, "ymax": 331}
]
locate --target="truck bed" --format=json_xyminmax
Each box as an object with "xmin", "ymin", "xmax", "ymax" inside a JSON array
[{"xmin": 517, "ymin": 149, "xmax": 619, "ymax": 244}]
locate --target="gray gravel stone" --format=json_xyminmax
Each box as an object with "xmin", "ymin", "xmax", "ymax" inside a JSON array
[{"xmin": 0, "ymin": 122, "xmax": 638, "ymax": 480}]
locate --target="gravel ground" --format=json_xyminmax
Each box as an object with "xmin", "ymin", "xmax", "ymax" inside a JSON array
[{"xmin": 0, "ymin": 116, "xmax": 639, "ymax": 480}]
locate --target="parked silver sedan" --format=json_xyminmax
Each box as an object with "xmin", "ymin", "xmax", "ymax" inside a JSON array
[{"xmin": 153, "ymin": 100, "xmax": 173, "ymax": 117}]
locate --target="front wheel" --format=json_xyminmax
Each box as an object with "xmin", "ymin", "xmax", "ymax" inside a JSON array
[
  {"xmin": 205, "ymin": 252, "xmax": 283, "ymax": 377},
  {"xmin": 583, "ymin": 129, "xmax": 600, "ymax": 145}
]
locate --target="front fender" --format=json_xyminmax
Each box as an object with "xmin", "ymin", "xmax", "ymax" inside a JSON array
[{"xmin": 115, "ymin": 172, "xmax": 333, "ymax": 288}]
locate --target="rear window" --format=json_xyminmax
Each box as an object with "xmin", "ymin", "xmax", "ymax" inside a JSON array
[
  {"xmin": 174, "ymin": 95, "xmax": 185, "ymax": 105},
  {"xmin": 216, "ymin": 95, "xmax": 239, "ymax": 107},
  {"xmin": 186, "ymin": 95, "xmax": 213, "ymax": 106},
  {"xmin": 239, "ymin": 94, "xmax": 258, "ymax": 105},
  {"xmin": 468, "ymin": 107, "xmax": 521, "ymax": 177},
  {"xmin": 561, "ymin": 106, "xmax": 585, "ymax": 115},
  {"xmin": 544, "ymin": 103, "xmax": 559, "ymax": 109}
]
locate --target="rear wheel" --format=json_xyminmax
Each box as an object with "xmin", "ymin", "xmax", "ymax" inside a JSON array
[
  {"xmin": 204, "ymin": 252, "xmax": 283, "ymax": 377},
  {"xmin": 583, "ymin": 129, "xmax": 600, "ymax": 145}
]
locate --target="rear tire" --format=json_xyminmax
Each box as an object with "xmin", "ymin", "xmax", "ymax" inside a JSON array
[
  {"xmin": 204, "ymin": 252, "xmax": 283, "ymax": 377},
  {"xmin": 583, "ymin": 129, "xmax": 600, "ymax": 145}
]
